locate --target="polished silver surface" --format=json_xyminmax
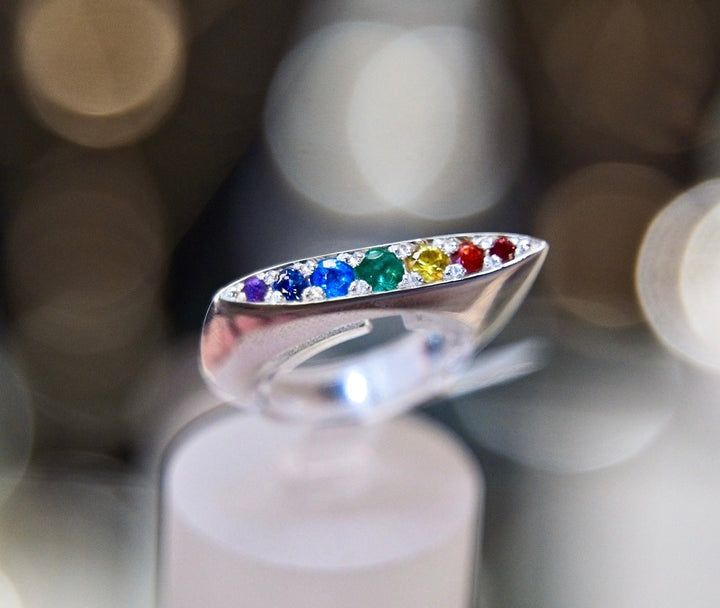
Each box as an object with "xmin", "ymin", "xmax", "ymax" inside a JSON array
[{"xmin": 200, "ymin": 235, "xmax": 548, "ymax": 423}]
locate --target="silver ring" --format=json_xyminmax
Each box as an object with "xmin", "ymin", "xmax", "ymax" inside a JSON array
[{"xmin": 200, "ymin": 233, "xmax": 548, "ymax": 424}]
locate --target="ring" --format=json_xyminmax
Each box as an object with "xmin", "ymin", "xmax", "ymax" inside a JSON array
[{"xmin": 200, "ymin": 233, "xmax": 548, "ymax": 424}]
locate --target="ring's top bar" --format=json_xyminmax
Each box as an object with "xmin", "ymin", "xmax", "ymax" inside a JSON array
[{"xmin": 219, "ymin": 233, "xmax": 547, "ymax": 306}]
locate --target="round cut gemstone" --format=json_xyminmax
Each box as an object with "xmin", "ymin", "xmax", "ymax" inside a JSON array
[
  {"xmin": 432, "ymin": 237, "xmax": 460, "ymax": 255},
  {"xmin": 398, "ymin": 272, "xmax": 423, "ymax": 289},
  {"xmin": 355, "ymin": 248, "xmax": 405, "ymax": 291},
  {"xmin": 266, "ymin": 290, "xmax": 285, "ymax": 304},
  {"xmin": 311, "ymin": 258, "xmax": 356, "ymax": 298},
  {"xmin": 490, "ymin": 236, "xmax": 516, "ymax": 262},
  {"xmin": 242, "ymin": 276, "xmax": 268, "ymax": 302},
  {"xmin": 222, "ymin": 283, "xmax": 244, "ymax": 302},
  {"xmin": 293, "ymin": 260, "xmax": 317, "ymax": 276},
  {"xmin": 301, "ymin": 286, "xmax": 327, "ymax": 302},
  {"xmin": 453, "ymin": 241, "xmax": 484, "ymax": 273},
  {"xmin": 443, "ymin": 263, "xmax": 466, "ymax": 281},
  {"xmin": 516, "ymin": 238, "xmax": 532, "ymax": 255},
  {"xmin": 388, "ymin": 242, "xmax": 414, "ymax": 259},
  {"xmin": 348, "ymin": 279, "xmax": 372, "ymax": 296},
  {"xmin": 337, "ymin": 251, "xmax": 364, "ymax": 267},
  {"xmin": 274, "ymin": 268, "xmax": 309, "ymax": 301},
  {"xmin": 484, "ymin": 254, "xmax": 502, "ymax": 270},
  {"xmin": 406, "ymin": 244, "xmax": 449, "ymax": 283},
  {"xmin": 473, "ymin": 235, "xmax": 494, "ymax": 250},
  {"xmin": 260, "ymin": 270, "xmax": 279, "ymax": 285}
]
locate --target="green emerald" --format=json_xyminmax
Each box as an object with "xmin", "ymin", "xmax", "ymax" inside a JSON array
[{"xmin": 355, "ymin": 248, "xmax": 405, "ymax": 292}]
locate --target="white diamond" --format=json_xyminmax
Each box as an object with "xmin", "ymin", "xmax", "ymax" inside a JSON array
[
  {"xmin": 266, "ymin": 290, "xmax": 285, "ymax": 304},
  {"xmin": 398, "ymin": 272, "xmax": 423, "ymax": 289},
  {"xmin": 222, "ymin": 283, "xmax": 246, "ymax": 302},
  {"xmin": 389, "ymin": 242, "xmax": 414, "ymax": 259},
  {"xmin": 484, "ymin": 254, "xmax": 503, "ymax": 270},
  {"xmin": 302, "ymin": 286, "xmax": 326, "ymax": 302},
  {"xmin": 261, "ymin": 270, "xmax": 279, "ymax": 286},
  {"xmin": 348, "ymin": 280, "xmax": 372, "ymax": 296},
  {"xmin": 293, "ymin": 261, "xmax": 316, "ymax": 277},
  {"xmin": 443, "ymin": 264, "xmax": 466, "ymax": 281},
  {"xmin": 432, "ymin": 237, "xmax": 460, "ymax": 255},
  {"xmin": 473, "ymin": 235, "xmax": 494, "ymax": 250},
  {"xmin": 516, "ymin": 238, "xmax": 532, "ymax": 255},
  {"xmin": 338, "ymin": 251, "xmax": 364, "ymax": 267}
]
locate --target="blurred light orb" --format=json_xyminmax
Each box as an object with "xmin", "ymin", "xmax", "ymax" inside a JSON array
[
  {"xmin": 264, "ymin": 21, "xmax": 524, "ymax": 219},
  {"xmin": 536, "ymin": 163, "xmax": 677, "ymax": 327},
  {"xmin": 638, "ymin": 180, "xmax": 720, "ymax": 370},
  {"xmin": 0, "ymin": 569, "xmax": 23, "ymax": 608},
  {"xmin": 347, "ymin": 29, "xmax": 457, "ymax": 207},
  {"xmin": 16, "ymin": 0, "xmax": 185, "ymax": 148}
]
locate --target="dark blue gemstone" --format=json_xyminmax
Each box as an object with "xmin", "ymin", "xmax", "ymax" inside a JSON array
[
  {"xmin": 274, "ymin": 268, "xmax": 309, "ymax": 301},
  {"xmin": 311, "ymin": 258, "xmax": 355, "ymax": 298},
  {"xmin": 242, "ymin": 276, "xmax": 268, "ymax": 302}
]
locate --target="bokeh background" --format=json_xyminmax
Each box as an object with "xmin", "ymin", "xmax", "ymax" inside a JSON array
[{"xmin": 2, "ymin": 0, "xmax": 720, "ymax": 606}]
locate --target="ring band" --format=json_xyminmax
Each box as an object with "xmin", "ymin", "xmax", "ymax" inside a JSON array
[{"xmin": 201, "ymin": 233, "xmax": 548, "ymax": 423}]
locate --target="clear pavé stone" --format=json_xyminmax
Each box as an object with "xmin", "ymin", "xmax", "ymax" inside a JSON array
[
  {"xmin": 443, "ymin": 263, "xmax": 466, "ymax": 281},
  {"xmin": 261, "ymin": 270, "xmax": 279, "ymax": 286},
  {"xmin": 293, "ymin": 260, "xmax": 317, "ymax": 277},
  {"xmin": 398, "ymin": 272, "xmax": 423, "ymax": 289},
  {"xmin": 222, "ymin": 283, "xmax": 246, "ymax": 302},
  {"xmin": 432, "ymin": 237, "xmax": 460, "ymax": 255},
  {"xmin": 473, "ymin": 236, "xmax": 495, "ymax": 250},
  {"xmin": 348, "ymin": 279, "xmax": 372, "ymax": 296},
  {"xmin": 266, "ymin": 290, "xmax": 285, "ymax": 304},
  {"xmin": 301, "ymin": 286, "xmax": 326, "ymax": 302},
  {"xmin": 336, "ymin": 251, "xmax": 365, "ymax": 268},
  {"xmin": 516, "ymin": 238, "xmax": 532, "ymax": 255},
  {"xmin": 337, "ymin": 251, "xmax": 364, "ymax": 267},
  {"xmin": 388, "ymin": 242, "xmax": 414, "ymax": 259},
  {"xmin": 484, "ymin": 254, "xmax": 503, "ymax": 270}
]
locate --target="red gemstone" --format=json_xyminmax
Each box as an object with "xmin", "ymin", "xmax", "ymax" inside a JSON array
[
  {"xmin": 453, "ymin": 241, "xmax": 484, "ymax": 273},
  {"xmin": 489, "ymin": 237, "xmax": 516, "ymax": 262}
]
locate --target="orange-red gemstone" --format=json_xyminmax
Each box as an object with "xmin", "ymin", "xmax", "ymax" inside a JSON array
[
  {"xmin": 490, "ymin": 237, "xmax": 515, "ymax": 262},
  {"xmin": 453, "ymin": 241, "xmax": 484, "ymax": 273}
]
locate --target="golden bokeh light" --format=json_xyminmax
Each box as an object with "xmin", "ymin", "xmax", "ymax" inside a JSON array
[{"xmin": 16, "ymin": 0, "xmax": 186, "ymax": 148}]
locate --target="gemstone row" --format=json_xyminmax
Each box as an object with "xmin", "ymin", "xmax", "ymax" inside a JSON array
[{"xmin": 221, "ymin": 234, "xmax": 539, "ymax": 305}]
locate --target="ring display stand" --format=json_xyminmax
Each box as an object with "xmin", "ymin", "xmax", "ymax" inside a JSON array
[
  {"xmin": 160, "ymin": 231, "xmax": 546, "ymax": 607},
  {"xmin": 159, "ymin": 411, "xmax": 482, "ymax": 608}
]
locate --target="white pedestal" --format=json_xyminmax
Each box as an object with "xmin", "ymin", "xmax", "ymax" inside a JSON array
[{"xmin": 159, "ymin": 412, "xmax": 482, "ymax": 608}]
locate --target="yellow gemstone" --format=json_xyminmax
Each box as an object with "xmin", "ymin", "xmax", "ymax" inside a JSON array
[{"xmin": 406, "ymin": 245, "xmax": 449, "ymax": 283}]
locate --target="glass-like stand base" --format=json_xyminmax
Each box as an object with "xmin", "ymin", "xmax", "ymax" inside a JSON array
[{"xmin": 159, "ymin": 412, "xmax": 482, "ymax": 608}]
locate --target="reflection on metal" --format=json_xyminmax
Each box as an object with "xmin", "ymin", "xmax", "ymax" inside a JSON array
[{"xmin": 200, "ymin": 239, "xmax": 547, "ymax": 424}]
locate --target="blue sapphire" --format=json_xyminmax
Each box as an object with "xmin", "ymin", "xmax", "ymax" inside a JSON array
[
  {"xmin": 242, "ymin": 276, "xmax": 268, "ymax": 302},
  {"xmin": 310, "ymin": 258, "xmax": 355, "ymax": 298},
  {"xmin": 274, "ymin": 268, "xmax": 309, "ymax": 301}
]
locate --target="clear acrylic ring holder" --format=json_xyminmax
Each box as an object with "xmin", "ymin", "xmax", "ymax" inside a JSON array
[{"xmin": 159, "ymin": 234, "xmax": 548, "ymax": 608}]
